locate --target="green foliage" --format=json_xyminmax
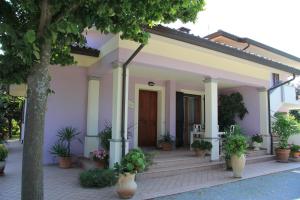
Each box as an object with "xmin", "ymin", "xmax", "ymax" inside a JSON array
[
  {"xmin": 272, "ymin": 114, "xmax": 300, "ymax": 149},
  {"xmin": 0, "ymin": 144, "xmax": 8, "ymax": 161},
  {"xmin": 99, "ymin": 123, "xmax": 112, "ymax": 151},
  {"xmin": 114, "ymin": 148, "xmax": 146, "ymax": 174},
  {"xmin": 224, "ymin": 134, "xmax": 247, "ymax": 157},
  {"xmin": 51, "ymin": 126, "xmax": 81, "ymax": 157},
  {"xmin": 50, "ymin": 142, "xmax": 69, "ymax": 157},
  {"xmin": 0, "ymin": 0, "xmax": 205, "ymax": 84},
  {"xmin": 218, "ymin": 93, "xmax": 248, "ymax": 131},
  {"xmin": 290, "ymin": 110, "xmax": 300, "ymax": 122},
  {"xmin": 191, "ymin": 140, "xmax": 212, "ymax": 150},
  {"xmin": 79, "ymin": 169, "xmax": 117, "ymax": 188},
  {"xmin": 158, "ymin": 133, "xmax": 174, "ymax": 144},
  {"xmin": 290, "ymin": 144, "xmax": 300, "ymax": 153},
  {"xmin": 251, "ymin": 134, "xmax": 263, "ymax": 143},
  {"xmin": 0, "ymin": 89, "xmax": 24, "ymax": 139}
]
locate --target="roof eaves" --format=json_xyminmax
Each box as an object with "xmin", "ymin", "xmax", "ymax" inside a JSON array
[
  {"xmin": 70, "ymin": 46, "xmax": 100, "ymax": 57},
  {"xmin": 205, "ymin": 30, "xmax": 300, "ymax": 62},
  {"xmin": 145, "ymin": 26, "xmax": 300, "ymax": 75}
]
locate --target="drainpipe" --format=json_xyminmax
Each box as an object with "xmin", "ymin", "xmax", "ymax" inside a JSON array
[
  {"xmin": 121, "ymin": 44, "xmax": 145, "ymax": 158},
  {"xmin": 267, "ymin": 74, "xmax": 296, "ymax": 154}
]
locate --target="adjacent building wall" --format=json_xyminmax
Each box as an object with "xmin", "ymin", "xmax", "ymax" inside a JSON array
[{"xmin": 44, "ymin": 66, "xmax": 88, "ymax": 164}]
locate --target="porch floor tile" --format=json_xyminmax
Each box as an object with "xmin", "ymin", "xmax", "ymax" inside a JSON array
[{"xmin": 1, "ymin": 142, "xmax": 300, "ymax": 200}]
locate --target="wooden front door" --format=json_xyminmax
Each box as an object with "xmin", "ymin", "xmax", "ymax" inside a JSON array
[{"xmin": 138, "ymin": 90, "xmax": 158, "ymax": 147}]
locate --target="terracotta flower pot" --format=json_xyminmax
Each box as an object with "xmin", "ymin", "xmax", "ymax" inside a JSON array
[
  {"xmin": 276, "ymin": 148, "xmax": 290, "ymax": 162},
  {"xmin": 116, "ymin": 173, "xmax": 137, "ymax": 199},
  {"xmin": 252, "ymin": 142, "xmax": 262, "ymax": 151},
  {"xmin": 94, "ymin": 160, "xmax": 105, "ymax": 169},
  {"xmin": 231, "ymin": 154, "xmax": 246, "ymax": 178},
  {"xmin": 194, "ymin": 149, "xmax": 206, "ymax": 157},
  {"xmin": 0, "ymin": 161, "xmax": 5, "ymax": 176},
  {"xmin": 161, "ymin": 143, "xmax": 172, "ymax": 151},
  {"xmin": 58, "ymin": 157, "xmax": 72, "ymax": 169},
  {"xmin": 292, "ymin": 152, "xmax": 300, "ymax": 158}
]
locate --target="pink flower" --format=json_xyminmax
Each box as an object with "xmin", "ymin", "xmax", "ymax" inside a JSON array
[{"xmin": 92, "ymin": 149, "xmax": 107, "ymax": 161}]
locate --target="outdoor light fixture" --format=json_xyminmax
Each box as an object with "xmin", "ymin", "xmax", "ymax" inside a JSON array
[{"xmin": 148, "ymin": 81, "xmax": 155, "ymax": 86}]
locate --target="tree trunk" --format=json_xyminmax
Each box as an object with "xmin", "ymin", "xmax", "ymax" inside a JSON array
[
  {"xmin": 21, "ymin": 41, "xmax": 51, "ymax": 200},
  {"xmin": 8, "ymin": 118, "xmax": 12, "ymax": 139}
]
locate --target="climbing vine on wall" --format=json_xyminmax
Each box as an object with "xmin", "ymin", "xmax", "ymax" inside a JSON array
[{"xmin": 218, "ymin": 92, "xmax": 248, "ymax": 131}]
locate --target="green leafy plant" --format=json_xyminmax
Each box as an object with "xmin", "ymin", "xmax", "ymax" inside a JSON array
[
  {"xmin": 51, "ymin": 127, "xmax": 81, "ymax": 157},
  {"xmin": 0, "ymin": 144, "xmax": 8, "ymax": 161},
  {"xmin": 218, "ymin": 93, "xmax": 248, "ymax": 131},
  {"xmin": 252, "ymin": 134, "xmax": 263, "ymax": 143},
  {"xmin": 50, "ymin": 142, "xmax": 69, "ymax": 157},
  {"xmin": 79, "ymin": 169, "xmax": 117, "ymax": 188},
  {"xmin": 99, "ymin": 123, "xmax": 112, "ymax": 151},
  {"xmin": 158, "ymin": 133, "xmax": 174, "ymax": 145},
  {"xmin": 114, "ymin": 148, "xmax": 146, "ymax": 175},
  {"xmin": 144, "ymin": 151, "xmax": 156, "ymax": 171},
  {"xmin": 290, "ymin": 144, "xmax": 300, "ymax": 153},
  {"xmin": 272, "ymin": 114, "xmax": 300, "ymax": 149},
  {"xmin": 224, "ymin": 134, "xmax": 247, "ymax": 157},
  {"xmin": 191, "ymin": 140, "xmax": 212, "ymax": 150}
]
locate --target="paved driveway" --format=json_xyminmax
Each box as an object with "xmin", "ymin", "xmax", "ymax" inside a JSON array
[
  {"xmin": 1, "ymin": 142, "xmax": 300, "ymax": 200},
  {"xmin": 155, "ymin": 169, "xmax": 300, "ymax": 200}
]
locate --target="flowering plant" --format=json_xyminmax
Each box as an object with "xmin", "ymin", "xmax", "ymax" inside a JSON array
[{"xmin": 92, "ymin": 149, "xmax": 107, "ymax": 161}]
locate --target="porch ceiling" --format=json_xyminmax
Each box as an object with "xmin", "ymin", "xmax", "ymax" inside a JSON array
[{"xmin": 129, "ymin": 63, "xmax": 245, "ymax": 89}]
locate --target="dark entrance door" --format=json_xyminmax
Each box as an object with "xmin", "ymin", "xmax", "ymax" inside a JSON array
[
  {"xmin": 176, "ymin": 93, "xmax": 202, "ymax": 147},
  {"xmin": 138, "ymin": 90, "xmax": 157, "ymax": 147}
]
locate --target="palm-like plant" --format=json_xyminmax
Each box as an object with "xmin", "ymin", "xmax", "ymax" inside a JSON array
[{"xmin": 53, "ymin": 127, "xmax": 81, "ymax": 157}]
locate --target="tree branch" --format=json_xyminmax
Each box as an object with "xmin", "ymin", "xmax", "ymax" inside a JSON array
[
  {"xmin": 52, "ymin": 3, "xmax": 81, "ymax": 24},
  {"xmin": 38, "ymin": 0, "xmax": 52, "ymax": 37}
]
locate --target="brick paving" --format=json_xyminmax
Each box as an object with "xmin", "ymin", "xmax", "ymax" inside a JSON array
[{"xmin": 1, "ymin": 142, "xmax": 300, "ymax": 200}]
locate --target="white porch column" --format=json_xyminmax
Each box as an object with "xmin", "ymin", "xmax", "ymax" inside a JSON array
[
  {"xmin": 109, "ymin": 63, "xmax": 129, "ymax": 168},
  {"xmin": 166, "ymin": 80, "xmax": 176, "ymax": 140},
  {"xmin": 204, "ymin": 78, "xmax": 219, "ymax": 161},
  {"xmin": 84, "ymin": 77, "xmax": 100, "ymax": 157},
  {"xmin": 258, "ymin": 88, "xmax": 270, "ymax": 153},
  {"xmin": 201, "ymin": 95, "xmax": 205, "ymax": 127}
]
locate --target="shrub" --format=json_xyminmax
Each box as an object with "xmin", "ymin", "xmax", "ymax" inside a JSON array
[
  {"xmin": 251, "ymin": 134, "xmax": 263, "ymax": 143},
  {"xmin": 79, "ymin": 169, "xmax": 117, "ymax": 188},
  {"xmin": 0, "ymin": 144, "xmax": 8, "ymax": 161},
  {"xmin": 191, "ymin": 140, "xmax": 212, "ymax": 150},
  {"xmin": 224, "ymin": 134, "xmax": 247, "ymax": 157},
  {"xmin": 272, "ymin": 114, "xmax": 300, "ymax": 149},
  {"xmin": 115, "ymin": 148, "xmax": 146, "ymax": 174},
  {"xmin": 99, "ymin": 124, "xmax": 112, "ymax": 151},
  {"xmin": 158, "ymin": 133, "xmax": 174, "ymax": 145},
  {"xmin": 144, "ymin": 151, "xmax": 156, "ymax": 171},
  {"xmin": 290, "ymin": 144, "xmax": 300, "ymax": 153},
  {"xmin": 50, "ymin": 142, "xmax": 69, "ymax": 157}
]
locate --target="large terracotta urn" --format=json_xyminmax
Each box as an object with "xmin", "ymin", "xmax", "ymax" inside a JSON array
[
  {"xmin": 116, "ymin": 173, "xmax": 137, "ymax": 199},
  {"xmin": 194, "ymin": 149, "xmax": 206, "ymax": 157},
  {"xmin": 276, "ymin": 149, "xmax": 290, "ymax": 162},
  {"xmin": 231, "ymin": 154, "xmax": 246, "ymax": 178},
  {"xmin": 0, "ymin": 161, "xmax": 5, "ymax": 176}
]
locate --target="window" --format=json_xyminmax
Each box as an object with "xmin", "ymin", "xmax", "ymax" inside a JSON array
[{"xmin": 272, "ymin": 73, "xmax": 280, "ymax": 86}]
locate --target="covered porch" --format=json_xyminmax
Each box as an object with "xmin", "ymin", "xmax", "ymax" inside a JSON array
[{"xmin": 88, "ymin": 59, "xmax": 271, "ymax": 167}]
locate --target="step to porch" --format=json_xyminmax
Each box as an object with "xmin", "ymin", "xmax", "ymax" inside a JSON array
[{"xmin": 137, "ymin": 151, "xmax": 275, "ymax": 180}]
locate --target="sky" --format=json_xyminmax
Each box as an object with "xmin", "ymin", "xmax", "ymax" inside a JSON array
[{"xmin": 168, "ymin": 0, "xmax": 300, "ymax": 58}]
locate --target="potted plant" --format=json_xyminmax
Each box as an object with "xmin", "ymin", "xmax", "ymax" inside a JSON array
[
  {"xmin": 272, "ymin": 114, "xmax": 300, "ymax": 162},
  {"xmin": 115, "ymin": 148, "xmax": 146, "ymax": 199},
  {"xmin": 290, "ymin": 144, "xmax": 300, "ymax": 158},
  {"xmin": 191, "ymin": 140, "xmax": 212, "ymax": 157},
  {"xmin": 0, "ymin": 144, "xmax": 8, "ymax": 176},
  {"xmin": 224, "ymin": 134, "xmax": 247, "ymax": 178},
  {"xmin": 50, "ymin": 126, "xmax": 81, "ymax": 168},
  {"xmin": 251, "ymin": 134, "xmax": 263, "ymax": 151},
  {"xmin": 92, "ymin": 149, "xmax": 107, "ymax": 169},
  {"xmin": 158, "ymin": 133, "xmax": 174, "ymax": 151}
]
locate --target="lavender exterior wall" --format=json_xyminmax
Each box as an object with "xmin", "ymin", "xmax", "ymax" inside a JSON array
[
  {"xmin": 44, "ymin": 66, "xmax": 88, "ymax": 164},
  {"xmin": 220, "ymin": 86, "xmax": 260, "ymax": 136}
]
